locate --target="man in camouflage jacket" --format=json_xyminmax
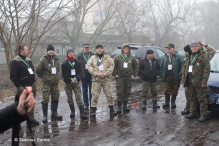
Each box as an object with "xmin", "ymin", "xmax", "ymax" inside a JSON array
[
  {"xmin": 87, "ymin": 44, "xmax": 117, "ymax": 116},
  {"xmin": 36, "ymin": 45, "xmax": 62, "ymax": 123},
  {"xmin": 198, "ymin": 41, "xmax": 216, "ymax": 59},
  {"xmin": 182, "ymin": 42, "xmax": 210, "ymax": 122}
]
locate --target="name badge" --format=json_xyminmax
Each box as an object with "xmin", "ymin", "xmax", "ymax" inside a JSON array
[
  {"xmin": 71, "ymin": 69, "xmax": 76, "ymax": 75},
  {"xmin": 52, "ymin": 67, "xmax": 56, "ymax": 74},
  {"xmin": 28, "ymin": 68, "xmax": 34, "ymax": 75},
  {"xmin": 99, "ymin": 64, "xmax": 104, "ymax": 71},
  {"xmin": 85, "ymin": 64, "xmax": 88, "ymax": 69},
  {"xmin": 123, "ymin": 62, "xmax": 128, "ymax": 68},
  {"xmin": 188, "ymin": 65, "xmax": 193, "ymax": 72},
  {"xmin": 168, "ymin": 64, "xmax": 172, "ymax": 70}
]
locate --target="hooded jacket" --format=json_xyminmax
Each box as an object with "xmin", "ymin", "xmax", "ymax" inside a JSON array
[
  {"xmin": 87, "ymin": 52, "xmax": 114, "ymax": 82},
  {"xmin": 112, "ymin": 44, "xmax": 139, "ymax": 78},
  {"xmin": 36, "ymin": 54, "xmax": 60, "ymax": 85},
  {"xmin": 139, "ymin": 57, "xmax": 160, "ymax": 82}
]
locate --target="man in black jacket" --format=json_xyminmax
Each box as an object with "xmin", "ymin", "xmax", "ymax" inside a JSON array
[
  {"xmin": 62, "ymin": 47, "xmax": 88, "ymax": 119},
  {"xmin": 10, "ymin": 45, "xmax": 39, "ymax": 125},
  {"xmin": 139, "ymin": 49, "xmax": 160, "ymax": 109},
  {"xmin": 0, "ymin": 87, "xmax": 35, "ymax": 133},
  {"xmin": 77, "ymin": 43, "xmax": 94, "ymax": 110}
]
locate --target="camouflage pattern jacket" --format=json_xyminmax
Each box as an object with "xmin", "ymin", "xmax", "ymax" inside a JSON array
[
  {"xmin": 112, "ymin": 44, "xmax": 139, "ymax": 78},
  {"xmin": 181, "ymin": 51, "xmax": 210, "ymax": 87},
  {"xmin": 87, "ymin": 52, "xmax": 114, "ymax": 82},
  {"xmin": 36, "ymin": 54, "xmax": 60, "ymax": 85},
  {"xmin": 201, "ymin": 45, "xmax": 216, "ymax": 59}
]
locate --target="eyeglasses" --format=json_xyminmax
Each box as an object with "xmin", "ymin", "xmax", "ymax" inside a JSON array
[{"xmin": 192, "ymin": 46, "xmax": 198, "ymax": 48}]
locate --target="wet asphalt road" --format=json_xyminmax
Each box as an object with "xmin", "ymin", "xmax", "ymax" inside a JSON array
[{"xmin": 1, "ymin": 78, "xmax": 219, "ymax": 146}]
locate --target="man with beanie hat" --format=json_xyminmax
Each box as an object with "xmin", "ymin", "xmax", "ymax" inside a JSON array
[
  {"xmin": 139, "ymin": 49, "xmax": 160, "ymax": 109},
  {"xmin": 87, "ymin": 44, "xmax": 117, "ymax": 116},
  {"xmin": 62, "ymin": 46, "xmax": 88, "ymax": 119},
  {"xmin": 112, "ymin": 44, "xmax": 139, "ymax": 113},
  {"xmin": 36, "ymin": 45, "xmax": 62, "ymax": 123},
  {"xmin": 77, "ymin": 43, "xmax": 94, "ymax": 110},
  {"xmin": 198, "ymin": 41, "xmax": 216, "ymax": 59},
  {"xmin": 160, "ymin": 43, "xmax": 184, "ymax": 108},
  {"xmin": 182, "ymin": 42, "xmax": 210, "ymax": 122}
]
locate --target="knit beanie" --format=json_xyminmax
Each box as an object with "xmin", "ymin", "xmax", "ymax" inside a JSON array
[{"xmin": 47, "ymin": 45, "xmax": 54, "ymax": 52}]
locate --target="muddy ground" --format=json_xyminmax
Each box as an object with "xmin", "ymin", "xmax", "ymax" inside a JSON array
[{"xmin": 1, "ymin": 78, "xmax": 219, "ymax": 146}]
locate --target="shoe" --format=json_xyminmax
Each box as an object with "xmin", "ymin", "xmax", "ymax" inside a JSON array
[
  {"xmin": 199, "ymin": 116, "xmax": 207, "ymax": 122},
  {"xmin": 142, "ymin": 98, "xmax": 147, "ymax": 109},
  {"xmin": 27, "ymin": 119, "xmax": 39, "ymax": 125},
  {"xmin": 181, "ymin": 109, "xmax": 190, "ymax": 114},
  {"xmin": 51, "ymin": 100, "xmax": 62, "ymax": 120},
  {"xmin": 41, "ymin": 102, "xmax": 48, "ymax": 123},
  {"xmin": 123, "ymin": 101, "xmax": 130, "ymax": 112},
  {"xmin": 69, "ymin": 104, "xmax": 75, "ymax": 118},
  {"xmin": 109, "ymin": 106, "xmax": 117, "ymax": 116},
  {"xmin": 152, "ymin": 98, "xmax": 160, "ymax": 108},
  {"xmin": 185, "ymin": 114, "xmax": 196, "ymax": 119},
  {"xmin": 117, "ymin": 102, "xmax": 122, "ymax": 113},
  {"xmin": 79, "ymin": 106, "xmax": 89, "ymax": 119}
]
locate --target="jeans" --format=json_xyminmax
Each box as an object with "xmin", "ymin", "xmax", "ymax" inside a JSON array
[{"xmin": 81, "ymin": 74, "xmax": 92, "ymax": 106}]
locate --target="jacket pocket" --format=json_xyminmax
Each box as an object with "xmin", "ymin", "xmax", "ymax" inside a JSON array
[{"xmin": 20, "ymin": 76, "xmax": 28, "ymax": 80}]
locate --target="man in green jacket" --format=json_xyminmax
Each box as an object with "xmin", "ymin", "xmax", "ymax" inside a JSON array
[
  {"xmin": 112, "ymin": 44, "xmax": 139, "ymax": 113},
  {"xmin": 182, "ymin": 42, "xmax": 210, "ymax": 122},
  {"xmin": 36, "ymin": 45, "xmax": 62, "ymax": 123},
  {"xmin": 160, "ymin": 43, "xmax": 184, "ymax": 108}
]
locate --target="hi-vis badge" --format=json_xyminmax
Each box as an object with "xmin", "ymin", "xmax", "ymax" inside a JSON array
[
  {"xmin": 48, "ymin": 64, "xmax": 51, "ymax": 67},
  {"xmin": 128, "ymin": 60, "xmax": 131, "ymax": 63},
  {"xmin": 196, "ymin": 63, "xmax": 199, "ymax": 66}
]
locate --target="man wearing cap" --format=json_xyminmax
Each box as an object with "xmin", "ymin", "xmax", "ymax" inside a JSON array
[
  {"xmin": 10, "ymin": 45, "xmax": 39, "ymax": 125},
  {"xmin": 87, "ymin": 44, "xmax": 117, "ymax": 116},
  {"xmin": 77, "ymin": 43, "xmax": 94, "ymax": 110},
  {"xmin": 62, "ymin": 46, "xmax": 88, "ymax": 119},
  {"xmin": 112, "ymin": 44, "xmax": 139, "ymax": 113},
  {"xmin": 182, "ymin": 42, "xmax": 210, "ymax": 122},
  {"xmin": 198, "ymin": 41, "xmax": 216, "ymax": 59},
  {"xmin": 36, "ymin": 45, "xmax": 62, "ymax": 123},
  {"xmin": 160, "ymin": 43, "xmax": 184, "ymax": 108},
  {"xmin": 139, "ymin": 49, "xmax": 160, "ymax": 109}
]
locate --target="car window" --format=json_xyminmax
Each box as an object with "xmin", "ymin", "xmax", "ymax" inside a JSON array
[
  {"xmin": 178, "ymin": 50, "xmax": 185, "ymax": 57},
  {"xmin": 210, "ymin": 53, "xmax": 219, "ymax": 72},
  {"xmin": 156, "ymin": 48, "xmax": 165, "ymax": 57},
  {"xmin": 111, "ymin": 48, "xmax": 120, "ymax": 55}
]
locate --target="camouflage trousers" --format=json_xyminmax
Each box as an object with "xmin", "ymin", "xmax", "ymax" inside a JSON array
[
  {"xmin": 116, "ymin": 78, "xmax": 132, "ymax": 102},
  {"xmin": 16, "ymin": 83, "xmax": 36, "ymax": 120},
  {"xmin": 41, "ymin": 83, "xmax": 59, "ymax": 104},
  {"xmin": 185, "ymin": 87, "xmax": 190, "ymax": 109},
  {"xmin": 141, "ymin": 81, "xmax": 157, "ymax": 98},
  {"xmin": 164, "ymin": 76, "xmax": 180, "ymax": 96},
  {"xmin": 188, "ymin": 84, "xmax": 208, "ymax": 117},
  {"xmin": 65, "ymin": 82, "xmax": 83, "ymax": 107},
  {"xmin": 91, "ymin": 81, "xmax": 114, "ymax": 107}
]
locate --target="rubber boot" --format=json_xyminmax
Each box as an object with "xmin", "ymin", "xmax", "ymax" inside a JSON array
[
  {"xmin": 152, "ymin": 98, "xmax": 160, "ymax": 108},
  {"xmin": 185, "ymin": 114, "xmax": 196, "ymax": 119},
  {"xmin": 163, "ymin": 94, "xmax": 170, "ymax": 108},
  {"xmin": 69, "ymin": 104, "xmax": 75, "ymax": 118},
  {"xmin": 90, "ymin": 107, "xmax": 96, "ymax": 116},
  {"xmin": 51, "ymin": 100, "xmax": 63, "ymax": 120},
  {"xmin": 79, "ymin": 106, "xmax": 89, "ymax": 119},
  {"xmin": 117, "ymin": 102, "xmax": 122, "ymax": 113},
  {"xmin": 123, "ymin": 101, "xmax": 130, "ymax": 112},
  {"xmin": 199, "ymin": 116, "xmax": 207, "ymax": 122},
  {"xmin": 41, "ymin": 102, "xmax": 48, "ymax": 123},
  {"xmin": 181, "ymin": 108, "xmax": 190, "ymax": 114},
  {"xmin": 171, "ymin": 95, "xmax": 176, "ymax": 108},
  {"xmin": 109, "ymin": 106, "xmax": 117, "ymax": 116},
  {"xmin": 142, "ymin": 97, "xmax": 147, "ymax": 109}
]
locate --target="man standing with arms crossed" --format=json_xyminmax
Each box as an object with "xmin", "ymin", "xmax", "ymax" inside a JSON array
[
  {"xmin": 77, "ymin": 43, "xmax": 94, "ymax": 110},
  {"xmin": 112, "ymin": 44, "xmax": 139, "ymax": 113},
  {"xmin": 10, "ymin": 45, "xmax": 39, "ymax": 125}
]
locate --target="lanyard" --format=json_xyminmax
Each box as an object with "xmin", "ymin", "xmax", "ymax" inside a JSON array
[
  {"xmin": 68, "ymin": 61, "xmax": 75, "ymax": 68},
  {"xmin": 120, "ymin": 54, "xmax": 127, "ymax": 61},
  {"xmin": 97, "ymin": 56, "xmax": 102, "ymax": 63},
  {"xmin": 190, "ymin": 54, "xmax": 198, "ymax": 65},
  {"xmin": 83, "ymin": 53, "xmax": 90, "ymax": 62},
  {"xmin": 17, "ymin": 55, "xmax": 29, "ymax": 67}
]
